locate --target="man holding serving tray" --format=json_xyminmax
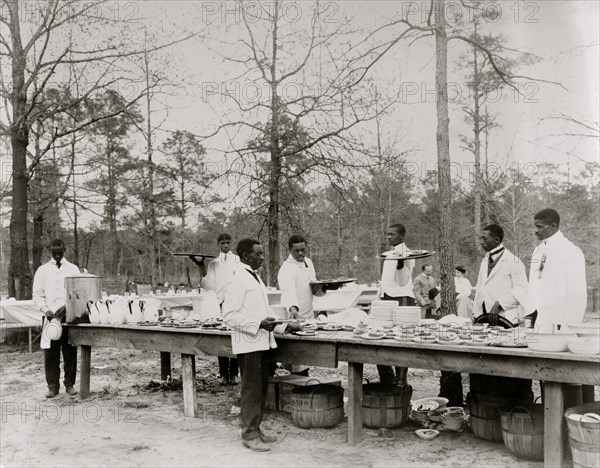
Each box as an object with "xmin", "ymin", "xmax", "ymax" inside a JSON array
[
  {"xmin": 376, "ymin": 223, "xmax": 417, "ymax": 385},
  {"xmin": 222, "ymin": 238, "xmax": 301, "ymax": 452}
]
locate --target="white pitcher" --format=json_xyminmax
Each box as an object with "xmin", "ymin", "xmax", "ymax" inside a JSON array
[
  {"xmin": 97, "ymin": 300, "xmax": 111, "ymax": 324},
  {"xmin": 87, "ymin": 300, "xmax": 100, "ymax": 324},
  {"xmin": 109, "ymin": 297, "xmax": 129, "ymax": 325},
  {"xmin": 142, "ymin": 298, "xmax": 160, "ymax": 322}
]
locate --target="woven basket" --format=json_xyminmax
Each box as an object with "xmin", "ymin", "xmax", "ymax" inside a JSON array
[
  {"xmin": 501, "ymin": 404, "xmax": 544, "ymax": 461},
  {"xmin": 564, "ymin": 401, "xmax": 600, "ymax": 468},
  {"xmin": 290, "ymin": 384, "xmax": 344, "ymax": 429}
]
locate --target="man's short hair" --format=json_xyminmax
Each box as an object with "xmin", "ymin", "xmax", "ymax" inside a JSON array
[
  {"xmin": 534, "ymin": 208, "xmax": 560, "ymax": 226},
  {"xmin": 482, "ymin": 224, "xmax": 504, "ymax": 242},
  {"xmin": 236, "ymin": 238, "xmax": 260, "ymax": 257},
  {"xmin": 389, "ymin": 223, "xmax": 406, "ymax": 236},
  {"xmin": 49, "ymin": 239, "xmax": 65, "ymax": 249},
  {"xmin": 422, "ymin": 264, "xmax": 433, "ymax": 271},
  {"xmin": 217, "ymin": 233, "xmax": 231, "ymax": 243},
  {"xmin": 288, "ymin": 235, "xmax": 306, "ymax": 249},
  {"xmin": 455, "ymin": 265, "xmax": 467, "ymax": 274}
]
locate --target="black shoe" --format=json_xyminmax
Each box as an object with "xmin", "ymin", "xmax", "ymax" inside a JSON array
[
  {"xmin": 65, "ymin": 386, "xmax": 78, "ymax": 396},
  {"xmin": 45, "ymin": 389, "xmax": 59, "ymax": 398}
]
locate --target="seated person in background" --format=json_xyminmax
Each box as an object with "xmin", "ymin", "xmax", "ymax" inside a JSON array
[
  {"xmin": 413, "ymin": 264, "xmax": 438, "ymax": 317},
  {"xmin": 454, "ymin": 266, "xmax": 474, "ymax": 319}
]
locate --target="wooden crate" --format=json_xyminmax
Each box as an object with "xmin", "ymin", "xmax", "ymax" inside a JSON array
[{"xmin": 266, "ymin": 375, "xmax": 342, "ymax": 412}]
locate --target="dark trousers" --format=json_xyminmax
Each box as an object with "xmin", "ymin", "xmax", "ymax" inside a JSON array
[
  {"xmin": 44, "ymin": 327, "xmax": 77, "ymax": 391},
  {"xmin": 377, "ymin": 295, "xmax": 415, "ymax": 384},
  {"xmin": 237, "ymin": 350, "xmax": 272, "ymax": 441},
  {"xmin": 218, "ymin": 356, "xmax": 239, "ymax": 379}
]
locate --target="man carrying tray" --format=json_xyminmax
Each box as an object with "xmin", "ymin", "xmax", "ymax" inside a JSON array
[
  {"xmin": 223, "ymin": 238, "xmax": 301, "ymax": 452},
  {"xmin": 377, "ymin": 223, "xmax": 416, "ymax": 386}
]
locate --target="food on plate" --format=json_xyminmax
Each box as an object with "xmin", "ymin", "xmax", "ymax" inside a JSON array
[
  {"xmin": 368, "ymin": 331, "xmax": 385, "ymax": 338},
  {"xmin": 413, "ymin": 400, "xmax": 439, "ymax": 412}
]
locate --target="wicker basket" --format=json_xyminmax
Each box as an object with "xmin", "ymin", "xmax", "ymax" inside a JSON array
[
  {"xmin": 501, "ymin": 404, "xmax": 544, "ymax": 461},
  {"xmin": 564, "ymin": 401, "xmax": 600, "ymax": 468},
  {"xmin": 289, "ymin": 384, "xmax": 344, "ymax": 429},
  {"xmin": 363, "ymin": 383, "xmax": 413, "ymax": 429}
]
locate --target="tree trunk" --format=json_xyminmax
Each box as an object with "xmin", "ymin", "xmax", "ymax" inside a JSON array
[
  {"xmin": 267, "ymin": 2, "xmax": 281, "ymax": 287},
  {"xmin": 471, "ymin": 28, "xmax": 482, "ymax": 249},
  {"xmin": 71, "ymin": 135, "xmax": 80, "ymax": 266},
  {"xmin": 32, "ymin": 213, "xmax": 44, "ymax": 271},
  {"xmin": 434, "ymin": 0, "xmax": 457, "ymax": 315},
  {"xmin": 7, "ymin": 0, "xmax": 32, "ymax": 299}
]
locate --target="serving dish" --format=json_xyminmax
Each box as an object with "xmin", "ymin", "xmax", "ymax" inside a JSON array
[
  {"xmin": 376, "ymin": 250, "xmax": 435, "ymax": 261},
  {"xmin": 415, "ymin": 429, "xmax": 439, "ymax": 440}
]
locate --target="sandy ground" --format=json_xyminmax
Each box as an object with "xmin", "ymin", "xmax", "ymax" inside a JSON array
[{"xmin": 0, "ymin": 337, "xmax": 591, "ymax": 468}]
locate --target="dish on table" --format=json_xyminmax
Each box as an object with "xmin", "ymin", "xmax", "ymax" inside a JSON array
[
  {"xmin": 294, "ymin": 330, "xmax": 316, "ymax": 336},
  {"xmin": 376, "ymin": 250, "xmax": 435, "ymax": 261},
  {"xmin": 360, "ymin": 334, "xmax": 386, "ymax": 340},
  {"xmin": 137, "ymin": 321, "xmax": 159, "ymax": 326},
  {"xmin": 412, "ymin": 400, "xmax": 440, "ymax": 412}
]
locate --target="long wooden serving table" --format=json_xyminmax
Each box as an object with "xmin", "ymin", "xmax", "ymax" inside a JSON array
[{"xmin": 69, "ymin": 325, "xmax": 599, "ymax": 467}]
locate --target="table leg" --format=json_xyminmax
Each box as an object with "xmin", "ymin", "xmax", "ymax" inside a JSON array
[
  {"xmin": 160, "ymin": 352, "xmax": 171, "ymax": 380},
  {"xmin": 544, "ymin": 381, "xmax": 565, "ymax": 467},
  {"xmin": 80, "ymin": 345, "xmax": 91, "ymax": 399},
  {"xmin": 28, "ymin": 328, "xmax": 32, "ymax": 354},
  {"xmin": 582, "ymin": 385, "xmax": 595, "ymax": 403},
  {"xmin": 348, "ymin": 362, "xmax": 363, "ymax": 446},
  {"xmin": 181, "ymin": 354, "xmax": 198, "ymax": 418}
]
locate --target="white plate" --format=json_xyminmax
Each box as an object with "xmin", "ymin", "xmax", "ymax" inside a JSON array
[{"xmin": 360, "ymin": 334, "xmax": 386, "ymax": 340}]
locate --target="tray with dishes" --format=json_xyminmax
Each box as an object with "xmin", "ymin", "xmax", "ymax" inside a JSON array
[
  {"xmin": 376, "ymin": 250, "xmax": 435, "ymax": 261},
  {"xmin": 173, "ymin": 252, "xmax": 216, "ymax": 260},
  {"xmin": 310, "ymin": 277, "xmax": 357, "ymax": 290}
]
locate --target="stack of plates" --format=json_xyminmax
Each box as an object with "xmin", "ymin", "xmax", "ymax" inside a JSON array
[
  {"xmin": 370, "ymin": 300, "xmax": 396, "ymax": 328},
  {"xmin": 568, "ymin": 338, "xmax": 600, "ymax": 355},
  {"xmin": 392, "ymin": 306, "xmax": 421, "ymax": 326}
]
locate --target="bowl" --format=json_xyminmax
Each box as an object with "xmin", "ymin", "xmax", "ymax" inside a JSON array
[
  {"xmin": 527, "ymin": 332, "xmax": 576, "ymax": 352},
  {"xmin": 568, "ymin": 338, "xmax": 600, "ymax": 355},
  {"xmin": 566, "ymin": 324, "xmax": 600, "ymax": 337},
  {"xmin": 412, "ymin": 399, "xmax": 440, "ymax": 412},
  {"xmin": 428, "ymin": 408, "xmax": 448, "ymax": 422},
  {"xmin": 415, "ymin": 429, "xmax": 440, "ymax": 440}
]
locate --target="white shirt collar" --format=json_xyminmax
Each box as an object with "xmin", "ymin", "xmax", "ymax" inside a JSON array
[
  {"xmin": 286, "ymin": 254, "xmax": 308, "ymax": 266},
  {"xmin": 49, "ymin": 257, "xmax": 68, "ymax": 265},
  {"xmin": 489, "ymin": 244, "xmax": 505, "ymax": 256},
  {"xmin": 542, "ymin": 230, "xmax": 564, "ymax": 246}
]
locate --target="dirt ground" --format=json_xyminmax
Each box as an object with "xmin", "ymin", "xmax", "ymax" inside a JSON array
[{"xmin": 0, "ymin": 337, "xmax": 592, "ymax": 468}]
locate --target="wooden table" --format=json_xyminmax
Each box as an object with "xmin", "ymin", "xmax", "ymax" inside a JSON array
[{"xmin": 69, "ymin": 325, "xmax": 598, "ymax": 467}]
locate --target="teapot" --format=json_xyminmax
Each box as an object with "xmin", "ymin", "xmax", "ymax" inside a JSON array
[{"xmin": 87, "ymin": 300, "xmax": 100, "ymax": 324}]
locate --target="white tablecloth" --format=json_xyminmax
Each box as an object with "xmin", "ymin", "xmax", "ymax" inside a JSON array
[{"xmin": 0, "ymin": 300, "xmax": 42, "ymax": 325}]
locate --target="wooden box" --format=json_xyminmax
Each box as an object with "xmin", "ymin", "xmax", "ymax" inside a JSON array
[{"xmin": 266, "ymin": 375, "xmax": 342, "ymax": 412}]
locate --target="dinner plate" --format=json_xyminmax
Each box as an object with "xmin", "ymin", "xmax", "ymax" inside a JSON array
[
  {"xmin": 137, "ymin": 322, "xmax": 159, "ymax": 326},
  {"xmin": 491, "ymin": 341, "xmax": 528, "ymax": 348},
  {"xmin": 412, "ymin": 337, "xmax": 439, "ymax": 344},
  {"xmin": 360, "ymin": 334, "xmax": 386, "ymax": 340},
  {"xmin": 310, "ymin": 278, "xmax": 357, "ymax": 286},
  {"xmin": 376, "ymin": 250, "xmax": 435, "ymax": 261},
  {"xmin": 159, "ymin": 322, "xmax": 175, "ymax": 327},
  {"xmin": 322, "ymin": 325, "xmax": 344, "ymax": 331},
  {"xmin": 174, "ymin": 324, "xmax": 199, "ymax": 328},
  {"xmin": 294, "ymin": 331, "xmax": 316, "ymax": 336}
]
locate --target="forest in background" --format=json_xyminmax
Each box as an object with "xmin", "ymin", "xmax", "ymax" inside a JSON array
[{"xmin": 1, "ymin": 0, "xmax": 598, "ymax": 302}]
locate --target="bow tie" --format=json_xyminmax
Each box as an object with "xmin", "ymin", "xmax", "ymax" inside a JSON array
[
  {"xmin": 56, "ymin": 261, "xmax": 62, "ymax": 269},
  {"xmin": 246, "ymin": 269, "xmax": 260, "ymax": 283},
  {"xmin": 488, "ymin": 248, "xmax": 504, "ymax": 264}
]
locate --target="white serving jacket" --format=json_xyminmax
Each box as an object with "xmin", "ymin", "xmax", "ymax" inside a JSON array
[
  {"xmin": 222, "ymin": 262, "xmax": 286, "ymax": 355},
  {"xmin": 473, "ymin": 248, "xmax": 530, "ymax": 324},
  {"xmin": 32, "ymin": 258, "xmax": 81, "ymax": 315},
  {"xmin": 277, "ymin": 255, "xmax": 317, "ymax": 320},
  {"xmin": 378, "ymin": 243, "xmax": 415, "ymax": 299},
  {"xmin": 202, "ymin": 252, "xmax": 239, "ymax": 304},
  {"xmin": 529, "ymin": 231, "xmax": 587, "ymax": 332}
]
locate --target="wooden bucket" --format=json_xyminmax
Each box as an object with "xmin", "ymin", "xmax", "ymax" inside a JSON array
[
  {"xmin": 467, "ymin": 392, "xmax": 532, "ymax": 443},
  {"xmin": 501, "ymin": 404, "xmax": 544, "ymax": 460},
  {"xmin": 362, "ymin": 383, "xmax": 412, "ymax": 429},
  {"xmin": 564, "ymin": 401, "xmax": 600, "ymax": 468},
  {"xmin": 290, "ymin": 384, "xmax": 344, "ymax": 429}
]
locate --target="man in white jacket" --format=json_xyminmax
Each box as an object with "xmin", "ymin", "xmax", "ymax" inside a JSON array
[
  {"xmin": 201, "ymin": 233, "xmax": 240, "ymax": 385},
  {"xmin": 222, "ymin": 238, "xmax": 301, "ymax": 452},
  {"xmin": 32, "ymin": 239, "xmax": 81, "ymax": 398},
  {"xmin": 473, "ymin": 224, "xmax": 530, "ymax": 326},
  {"xmin": 528, "ymin": 208, "xmax": 587, "ymax": 332}
]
